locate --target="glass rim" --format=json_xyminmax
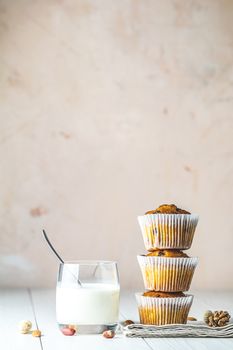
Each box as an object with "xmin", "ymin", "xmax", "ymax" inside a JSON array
[{"xmin": 59, "ymin": 260, "xmax": 117, "ymax": 265}]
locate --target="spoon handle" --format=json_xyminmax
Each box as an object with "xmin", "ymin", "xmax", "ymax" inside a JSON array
[
  {"xmin": 42, "ymin": 230, "xmax": 64, "ymax": 264},
  {"xmin": 42, "ymin": 229, "xmax": 82, "ymax": 287}
]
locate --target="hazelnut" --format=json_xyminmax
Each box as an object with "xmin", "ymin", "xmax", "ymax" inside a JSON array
[
  {"xmin": 123, "ymin": 320, "xmax": 134, "ymax": 326},
  {"xmin": 102, "ymin": 330, "xmax": 115, "ymax": 339},
  {"xmin": 19, "ymin": 320, "xmax": 32, "ymax": 334},
  {"xmin": 61, "ymin": 327, "xmax": 76, "ymax": 336},
  {"xmin": 32, "ymin": 330, "xmax": 42, "ymax": 337}
]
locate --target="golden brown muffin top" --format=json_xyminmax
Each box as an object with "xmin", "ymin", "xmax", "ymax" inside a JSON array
[
  {"xmin": 145, "ymin": 204, "xmax": 190, "ymax": 215},
  {"xmin": 143, "ymin": 291, "xmax": 185, "ymax": 298},
  {"xmin": 146, "ymin": 249, "xmax": 188, "ymax": 258}
]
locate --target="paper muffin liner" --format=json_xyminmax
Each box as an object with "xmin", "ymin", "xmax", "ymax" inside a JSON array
[
  {"xmin": 137, "ymin": 255, "xmax": 198, "ymax": 291},
  {"xmin": 138, "ymin": 214, "xmax": 199, "ymax": 250},
  {"xmin": 135, "ymin": 293, "xmax": 193, "ymax": 325}
]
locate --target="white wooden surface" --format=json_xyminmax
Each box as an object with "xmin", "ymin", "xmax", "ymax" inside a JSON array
[{"xmin": 1, "ymin": 289, "xmax": 233, "ymax": 350}]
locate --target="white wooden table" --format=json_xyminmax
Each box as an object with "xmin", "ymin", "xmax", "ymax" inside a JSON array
[{"xmin": 1, "ymin": 289, "xmax": 233, "ymax": 350}]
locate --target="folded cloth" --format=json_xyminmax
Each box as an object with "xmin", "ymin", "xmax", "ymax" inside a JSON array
[{"xmin": 123, "ymin": 321, "xmax": 233, "ymax": 338}]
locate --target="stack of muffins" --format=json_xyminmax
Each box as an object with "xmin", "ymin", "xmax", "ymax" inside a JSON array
[{"xmin": 136, "ymin": 204, "xmax": 199, "ymax": 325}]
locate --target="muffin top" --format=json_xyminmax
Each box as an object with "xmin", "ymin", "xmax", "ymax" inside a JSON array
[
  {"xmin": 143, "ymin": 291, "xmax": 185, "ymax": 298},
  {"xmin": 145, "ymin": 204, "xmax": 190, "ymax": 215},
  {"xmin": 146, "ymin": 249, "xmax": 188, "ymax": 258}
]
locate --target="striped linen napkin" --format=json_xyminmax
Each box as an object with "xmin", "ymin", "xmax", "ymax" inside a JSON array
[{"xmin": 123, "ymin": 321, "xmax": 233, "ymax": 338}]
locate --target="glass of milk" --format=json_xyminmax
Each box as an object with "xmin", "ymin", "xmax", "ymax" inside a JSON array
[{"xmin": 56, "ymin": 261, "xmax": 120, "ymax": 334}]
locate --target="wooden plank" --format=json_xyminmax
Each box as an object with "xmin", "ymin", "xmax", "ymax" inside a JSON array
[
  {"xmin": 31, "ymin": 288, "xmax": 151, "ymax": 350},
  {"xmin": 0, "ymin": 289, "xmax": 41, "ymax": 350},
  {"xmin": 120, "ymin": 290, "xmax": 233, "ymax": 350}
]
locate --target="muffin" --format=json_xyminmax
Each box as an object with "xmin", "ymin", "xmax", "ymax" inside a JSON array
[
  {"xmin": 136, "ymin": 291, "xmax": 193, "ymax": 325},
  {"xmin": 145, "ymin": 204, "xmax": 190, "ymax": 215},
  {"xmin": 138, "ymin": 204, "xmax": 199, "ymax": 250},
  {"xmin": 137, "ymin": 250, "xmax": 198, "ymax": 291}
]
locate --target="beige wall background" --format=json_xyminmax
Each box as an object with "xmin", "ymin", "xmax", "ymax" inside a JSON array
[{"xmin": 0, "ymin": 0, "xmax": 233, "ymax": 290}]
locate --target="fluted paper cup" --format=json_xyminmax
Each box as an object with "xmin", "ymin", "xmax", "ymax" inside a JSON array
[
  {"xmin": 135, "ymin": 293, "xmax": 193, "ymax": 325},
  {"xmin": 137, "ymin": 255, "xmax": 198, "ymax": 291},
  {"xmin": 138, "ymin": 214, "xmax": 199, "ymax": 250}
]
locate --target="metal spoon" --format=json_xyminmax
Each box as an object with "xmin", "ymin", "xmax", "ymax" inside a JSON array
[{"xmin": 42, "ymin": 229, "xmax": 82, "ymax": 286}]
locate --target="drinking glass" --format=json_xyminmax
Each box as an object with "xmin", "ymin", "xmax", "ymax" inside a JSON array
[{"xmin": 56, "ymin": 261, "xmax": 120, "ymax": 334}]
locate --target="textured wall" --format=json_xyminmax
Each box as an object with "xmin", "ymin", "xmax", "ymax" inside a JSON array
[{"xmin": 0, "ymin": 0, "xmax": 233, "ymax": 290}]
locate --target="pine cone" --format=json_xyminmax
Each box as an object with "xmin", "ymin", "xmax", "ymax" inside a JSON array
[{"xmin": 204, "ymin": 310, "xmax": 231, "ymax": 327}]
